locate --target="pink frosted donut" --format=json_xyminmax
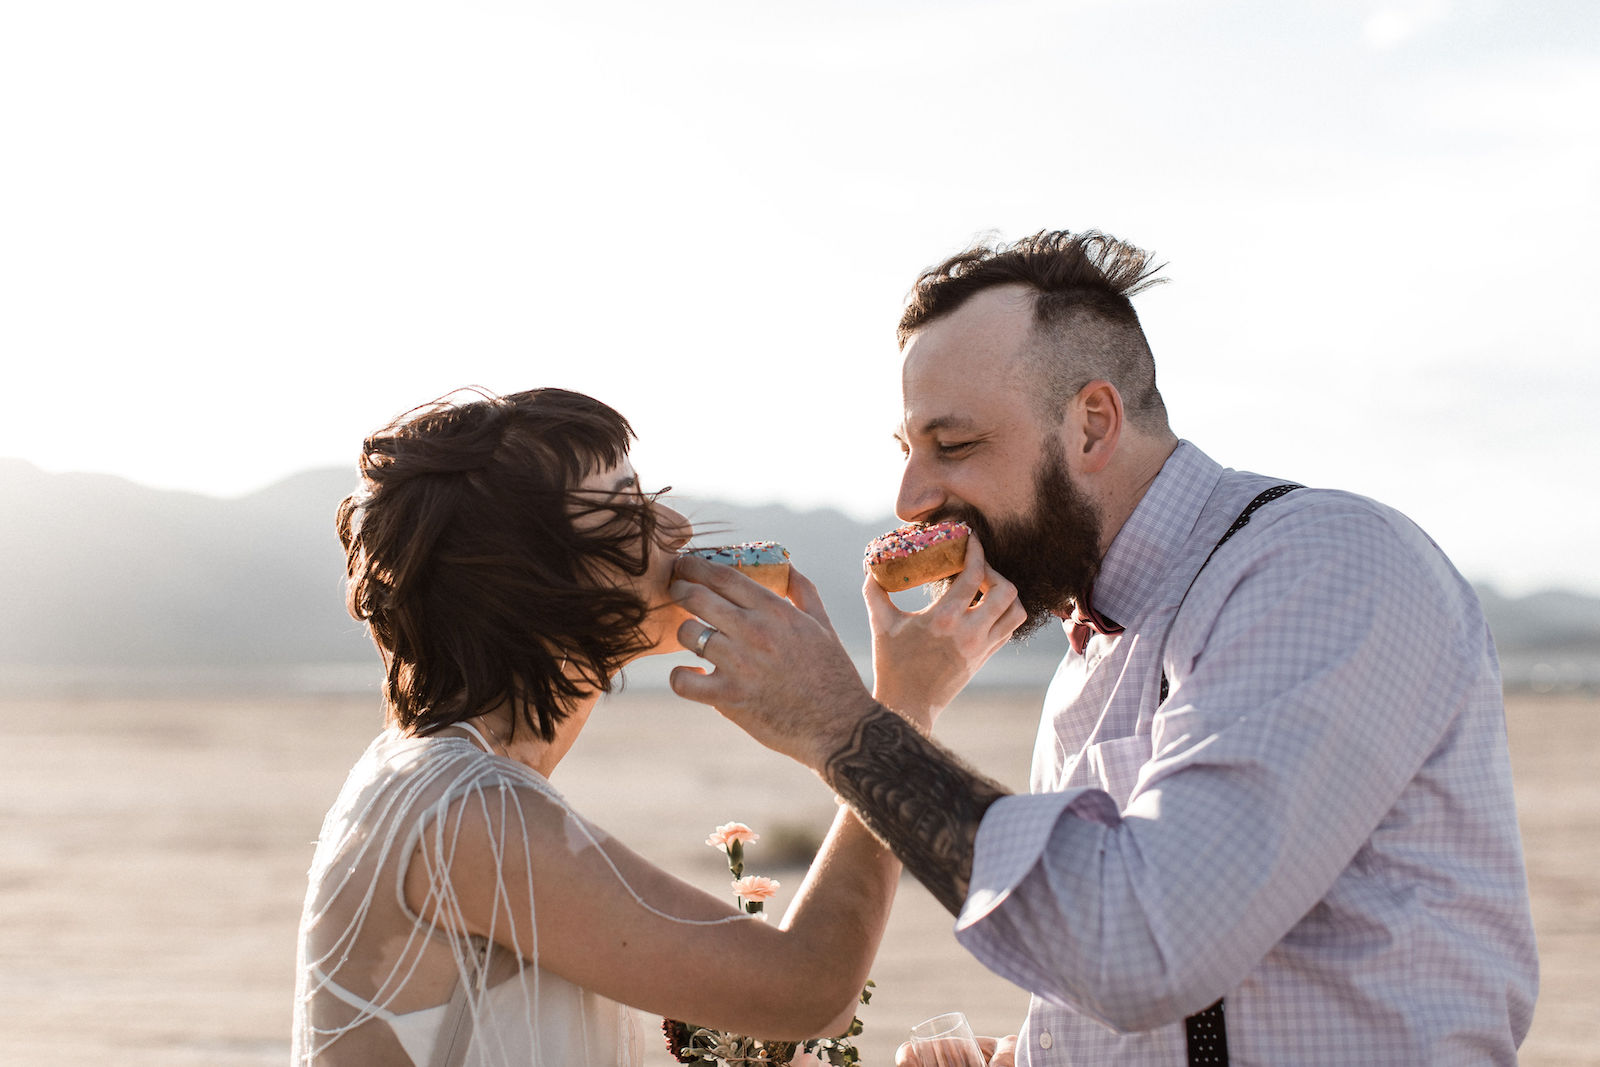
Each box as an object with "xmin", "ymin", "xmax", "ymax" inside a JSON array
[{"xmin": 864, "ymin": 521, "xmax": 970, "ymax": 590}]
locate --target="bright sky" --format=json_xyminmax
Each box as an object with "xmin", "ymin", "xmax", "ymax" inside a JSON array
[{"xmin": 3, "ymin": 1, "xmax": 1596, "ymax": 595}]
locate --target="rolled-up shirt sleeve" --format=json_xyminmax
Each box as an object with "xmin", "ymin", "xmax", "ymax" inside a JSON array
[{"xmin": 954, "ymin": 499, "xmax": 1488, "ymax": 1033}]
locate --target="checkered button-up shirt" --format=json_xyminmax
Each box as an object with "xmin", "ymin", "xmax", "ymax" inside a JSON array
[{"xmin": 955, "ymin": 442, "xmax": 1538, "ymax": 1065}]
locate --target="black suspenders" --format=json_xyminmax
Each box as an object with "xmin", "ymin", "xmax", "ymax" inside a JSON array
[
  {"xmin": 1159, "ymin": 483, "xmax": 1303, "ymax": 703},
  {"xmin": 1166, "ymin": 483, "xmax": 1303, "ymax": 1066}
]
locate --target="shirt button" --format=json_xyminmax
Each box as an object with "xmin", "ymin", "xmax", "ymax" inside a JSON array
[{"xmin": 1039, "ymin": 1030, "xmax": 1053, "ymax": 1050}]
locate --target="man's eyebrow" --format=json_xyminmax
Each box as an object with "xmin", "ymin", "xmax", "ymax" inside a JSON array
[
  {"xmin": 907, "ymin": 415, "xmax": 979, "ymax": 438},
  {"xmin": 895, "ymin": 414, "xmax": 980, "ymax": 448}
]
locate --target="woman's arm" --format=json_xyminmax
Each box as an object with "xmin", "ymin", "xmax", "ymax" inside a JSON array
[{"xmin": 407, "ymin": 786, "xmax": 898, "ymax": 1040}]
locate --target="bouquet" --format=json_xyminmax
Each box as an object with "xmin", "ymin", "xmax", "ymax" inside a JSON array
[{"xmin": 664, "ymin": 822, "xmax": 874, "ymax": 1066}]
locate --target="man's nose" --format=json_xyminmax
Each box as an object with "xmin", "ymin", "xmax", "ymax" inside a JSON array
[{"xmin": 895, "ymin": 456, "xmax": 945, "ymax": 524}]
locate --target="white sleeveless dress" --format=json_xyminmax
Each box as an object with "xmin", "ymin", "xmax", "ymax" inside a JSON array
[{"xmin": 292, "ymin": 725, "xmax": 645, "ymax": 1066}]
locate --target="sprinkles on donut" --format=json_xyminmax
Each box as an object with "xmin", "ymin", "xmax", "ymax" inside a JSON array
[
  {"xmin": 682, "ymin": 541, "xmax": 792, "ymax": 595},
  {"xmin": 865, "ymin": 521, "xmax": 971, "ymax": 590}
]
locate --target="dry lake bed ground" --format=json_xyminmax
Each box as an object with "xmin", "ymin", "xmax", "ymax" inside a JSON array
[{"xmin": 1, "ymin": 684, "xmax": 1595, "ymax": 1065}]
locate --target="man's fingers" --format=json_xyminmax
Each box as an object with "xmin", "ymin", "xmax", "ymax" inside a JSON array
[
  {"xmin": 966, "ymin": 543, "xmax": 1018, "ymax": 621},
  {"xmin": 785, "ymin": 565, "xmax": 834, "ymax": 631},
  {"xmin": 668, "ymin": 663, "xmax": 717, "ymax": 705},
  {"xmin": 863, "ymin": 571, "xmax": 905, "ymax": 629},
  {"xmin": 670, "ymin": 580, "xmax": 742, "ymax": 635},
  {"xmin": 973, "ymin": 567, "xmax": 1022, "ymax": 626},
  {"xmin": 997, "ymin": 595, "xmax": 1027, "ymax": 639},
  {"xmin": 934, "ymin": 532, "xmax": 988, "ymax": 605},
  {"xmin": 673, "ymin": 552, "xmax": 770, "ymax": 608},
  {"xmin": 963, "ymin": 530, "xmax": 988, "ymax": 572},
  {"xmin": 675, "ymin": 616, "xmax": 724, "ymax": 660}
]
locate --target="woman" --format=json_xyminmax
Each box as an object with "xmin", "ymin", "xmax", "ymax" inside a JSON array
[{"xmin": 292, "ymin": 388, "xmax": 904, "ymax": 1065}]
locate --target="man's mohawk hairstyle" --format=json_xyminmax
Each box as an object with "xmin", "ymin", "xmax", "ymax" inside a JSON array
[{"xmin": 898, "ymin": 229, "xmax": 1166, "ymax": 347}]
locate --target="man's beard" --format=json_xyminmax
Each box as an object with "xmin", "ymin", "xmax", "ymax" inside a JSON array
[{"xmin": 934, "ymin": 439, "xmax": 1103, "ymax": 640}]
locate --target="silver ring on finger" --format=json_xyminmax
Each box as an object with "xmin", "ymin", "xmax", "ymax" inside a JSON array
[{"xmin": 692, "ymin": 624, "xmax": 717, "ymax": 657}]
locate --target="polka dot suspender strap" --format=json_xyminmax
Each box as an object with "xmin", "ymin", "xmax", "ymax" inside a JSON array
[
  {"xmin": 1163, "ymin": 483, "xmax": 1303, "ymax": 1067},
  {"xmin": 1184, "ymin": 998, "xmax": 1229, "ymax": 1065}
]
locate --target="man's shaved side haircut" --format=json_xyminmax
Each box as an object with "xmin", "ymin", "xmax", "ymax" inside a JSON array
[{"xmin": 898, "ymin": 230, "xmax": 1171, "ymax": 430}]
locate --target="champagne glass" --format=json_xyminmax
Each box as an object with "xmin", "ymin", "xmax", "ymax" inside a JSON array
[{"xmin": 908, "ymin": 1011, "xmax": 986, "ymax": 1067}]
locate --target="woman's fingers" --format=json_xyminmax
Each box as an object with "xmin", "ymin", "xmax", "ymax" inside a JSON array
[{"xmin": 895, "ymin": 1034, "xmax": 1015, "ymax": 1066}]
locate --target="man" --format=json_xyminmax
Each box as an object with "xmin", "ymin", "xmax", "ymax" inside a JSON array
[{"xmin": 669, "ymin": 230, "xmax": 1538, "ymax": 1064}]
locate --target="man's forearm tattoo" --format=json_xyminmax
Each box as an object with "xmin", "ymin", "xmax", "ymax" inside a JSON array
[{"xmin": 823, "ymin": 704, "xmax": 1011, "ymax": 916}]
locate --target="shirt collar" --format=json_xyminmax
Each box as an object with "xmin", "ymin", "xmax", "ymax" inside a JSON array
[{"xmin": 1090, "ymin": 441, "xmax": 1222, "ymax": 627}]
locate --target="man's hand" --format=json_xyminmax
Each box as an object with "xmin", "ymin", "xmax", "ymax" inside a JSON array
[
  {"xmin": 669, "ymin": 556, "xmax": 879, "ymax": 770},
  {"xmin": 672, "ymin": 554, "xmax": 1013, "ymax": 917},
  {"xmin": 895, "ymin": 1033, "xmax": 1019, "ymax": 1066},
  {"xmin": 867, "ymin": 536, "xmax": 1025, "ymax": 721}
]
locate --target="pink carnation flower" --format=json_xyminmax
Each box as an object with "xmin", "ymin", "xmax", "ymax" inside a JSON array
[
  {"xmin": 791, "ymin": 1051, "xmax": 825, "ymax": 1067},
  {"xmin": 706, "ymin": 822, "xmax": 759, "ymax": 849},
  {"xmin": 731, "ymin": 875, "xmax": 781, "ymax": 901}
]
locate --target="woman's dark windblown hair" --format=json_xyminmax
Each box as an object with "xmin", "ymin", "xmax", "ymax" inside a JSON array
[{"xmin": 336, "ymin": 387, "xmax": 663, "ymax": 743}]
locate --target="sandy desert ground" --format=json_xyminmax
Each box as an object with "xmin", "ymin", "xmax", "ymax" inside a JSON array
[{"xmin": 0, "ymin": 683, "xmax": 1595, "ymax": 1065}]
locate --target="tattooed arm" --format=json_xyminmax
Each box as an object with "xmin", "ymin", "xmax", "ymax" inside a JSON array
[
  {"xmin": 668, "ymin": 555, "xmax": 1015, "ymax": 914},
  {"xmin": 824, "ymin": 704, "xmax": 1011, "ymax": 915}
]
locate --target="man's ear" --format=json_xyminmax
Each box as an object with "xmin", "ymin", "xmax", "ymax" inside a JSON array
[{"xmin": 1069, "ymin": 380, "xmax": 1123, "ymax": 474}]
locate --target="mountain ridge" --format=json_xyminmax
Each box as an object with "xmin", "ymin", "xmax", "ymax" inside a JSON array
[{"xmin": 2, "ymin": 460, "xmax": 1595, "ymax": 693}]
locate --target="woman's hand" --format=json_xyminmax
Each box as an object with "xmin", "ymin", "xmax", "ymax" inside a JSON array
[
  {"xmin": 895, "ymin": 1033, "xmax": 1019, "ymax": 1066},
  {"xmin": 867, "ymin": 536, "xmax": 1025, "ymax": 727}
]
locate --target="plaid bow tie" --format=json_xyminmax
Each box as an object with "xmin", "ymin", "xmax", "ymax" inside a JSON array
[{"xmin": 1067, "ymin": 597, "xmax": 1124, "ymax": 655}]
